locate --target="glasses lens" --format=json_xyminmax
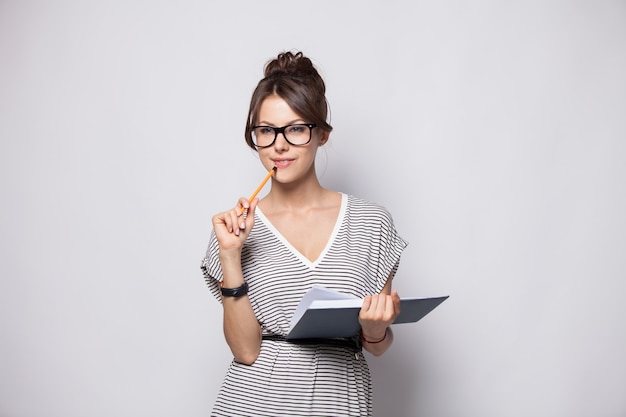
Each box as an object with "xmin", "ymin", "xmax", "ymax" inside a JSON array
[
  {"xmin": 284, "ymin": 124, "xmax": 311, "ymax": 145},
  {"xmin": 252, "ymin": 126, "xmax": 275, "ymax": 147}
]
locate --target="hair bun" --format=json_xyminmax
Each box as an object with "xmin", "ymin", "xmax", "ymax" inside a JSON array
[{"xmin": 264, "ymin": 51, "xmax": 319, "ymax": 81}]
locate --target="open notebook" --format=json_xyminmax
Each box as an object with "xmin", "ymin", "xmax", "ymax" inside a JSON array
[{"xmin": 286, "ymin": 285, "xmax": 448, "ymax": 339}]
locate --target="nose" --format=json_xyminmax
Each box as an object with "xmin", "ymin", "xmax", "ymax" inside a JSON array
[{"xmin": 273, "ymin": 131, "xmax": 290, "ymax": 151}]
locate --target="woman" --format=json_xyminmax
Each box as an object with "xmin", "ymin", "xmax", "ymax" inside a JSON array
[{"xmin": 201, "ymin": 51, "xmax": 407, "ymax": 416}]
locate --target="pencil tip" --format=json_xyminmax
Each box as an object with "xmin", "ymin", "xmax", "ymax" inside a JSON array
[{"xmin": 272, "ymin": 166, "xmax": 277, "ymax": 173}]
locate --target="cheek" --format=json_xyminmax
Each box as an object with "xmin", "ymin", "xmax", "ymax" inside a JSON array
[{"xmin": 304, "ymin": 147, "xmax": 320, "ymax": 163}]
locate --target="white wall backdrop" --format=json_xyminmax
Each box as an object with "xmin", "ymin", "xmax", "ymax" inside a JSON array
[{"xmin": 1, "ymin": 1, "xmax": 625, "ymax": 416}]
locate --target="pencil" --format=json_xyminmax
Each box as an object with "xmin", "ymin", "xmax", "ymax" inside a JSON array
[{"xmin": 240, "ymin": 166, "xmax": 277, "ymax": 214}]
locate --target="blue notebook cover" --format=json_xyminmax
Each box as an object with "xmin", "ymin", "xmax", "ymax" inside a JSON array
[{"xmin": 286, "ymin": 286, "xmax": 448, "ymax": 340}]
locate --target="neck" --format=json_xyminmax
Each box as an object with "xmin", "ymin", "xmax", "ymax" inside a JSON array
[{"xmin": 263, "ymin": 174, "xmax": 333, "ymax": 212}]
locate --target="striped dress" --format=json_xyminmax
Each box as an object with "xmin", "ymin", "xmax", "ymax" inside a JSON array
[{"xmin": 201, "ymin": 193, "xmax": 407, "ymax": 417}]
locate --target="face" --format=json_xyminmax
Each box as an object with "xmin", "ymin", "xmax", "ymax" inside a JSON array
[{"xmin": 256, "ymin": 94, "xmax": 328, "ymax": 184}]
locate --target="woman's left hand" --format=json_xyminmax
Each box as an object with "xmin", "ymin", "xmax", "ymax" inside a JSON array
[{"xmin": 358, "ymin": 290, "xmax": 401, "ymax": 341}]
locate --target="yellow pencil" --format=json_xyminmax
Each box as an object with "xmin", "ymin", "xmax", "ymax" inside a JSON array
[{"xmin": 240, "ymin": 167, "xmax": 277, "ymax": 214}]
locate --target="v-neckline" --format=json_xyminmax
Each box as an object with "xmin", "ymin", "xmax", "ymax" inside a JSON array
[{"xmin": 256, "ymin": 193, "xmax": 347, "ymax": 269}]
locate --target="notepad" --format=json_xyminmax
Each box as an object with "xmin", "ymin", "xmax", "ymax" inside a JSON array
[{"xmin": 286, "ymin": 285, "xmax": 448, "ymax": 340}]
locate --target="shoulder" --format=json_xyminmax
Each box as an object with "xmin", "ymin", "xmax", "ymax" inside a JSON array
[{"xmin": 345, "ymin": 194, "xmax": 395, "ymax": 225}]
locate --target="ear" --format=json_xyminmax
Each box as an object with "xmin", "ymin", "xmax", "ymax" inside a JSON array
[{"xmin": 319, "ymin": 130, "xmax": 330, "ymax": 146}]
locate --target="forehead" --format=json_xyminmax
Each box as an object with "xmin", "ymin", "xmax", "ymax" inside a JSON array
[{"xmin": 258, "ymin": 94, "xmax": 304, "ymax": 125}]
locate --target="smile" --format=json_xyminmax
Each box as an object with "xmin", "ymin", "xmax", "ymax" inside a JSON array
[{"xmin": 273, "ymin": 159, "xmax": 294, "ymax": 169}]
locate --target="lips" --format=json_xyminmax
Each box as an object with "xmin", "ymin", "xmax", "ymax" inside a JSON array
[{"xmin": 273, "ymin": 159, "xmax": 293, "ymax": 169}]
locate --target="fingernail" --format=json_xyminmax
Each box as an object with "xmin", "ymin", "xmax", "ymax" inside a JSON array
[{"xmin": 240, "ymin": 221, "xmax": 246, "ymax": 229}]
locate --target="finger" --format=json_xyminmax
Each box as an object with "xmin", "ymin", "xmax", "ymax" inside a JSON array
[
  {"xmin": 219, "ymin": 211, "xmax": 233, "ymax": 233},
  {"xmin": 211, "ymin": 212, "xmax": 225, "ymax": 229},
  {"xmin": 368, "ymin": 294, "xmax": 380, "ymax": 314},
  {"xmin": 377, "ymin": 295, "xmax": 390, "ymax": 317},
  {"xmin": 361, "ymin": 295, "xmax": 372, "ymax": 312},
  {"xmin": 245, "ymin": 198, "xmax": 259, "ymax": 224},
  {"xmin": 238, "ymin": 197, "xmax": 250, "ymax": 215},
  {"xmin": 226, "ymin": 209, "xmax": 243, "ymax": 236},
  {"xmin": 382, "ymin": 295, "xmax": 398, "ymax": 322}
]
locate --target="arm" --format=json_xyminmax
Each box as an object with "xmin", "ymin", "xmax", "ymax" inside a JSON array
[
  {"xmin": 212, "ymin": 198, "xmax": 262, "ymax": 365},
  {"xmin": 358, "ymin": 276, "xmax": 399, "ymax": 356}
]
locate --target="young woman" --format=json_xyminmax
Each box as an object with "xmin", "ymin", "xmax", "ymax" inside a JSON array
[{"xmin": 201, "ymin": 51, "xmax": 407, "ymax": 417}]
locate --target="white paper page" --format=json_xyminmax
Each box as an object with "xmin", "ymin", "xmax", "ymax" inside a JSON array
[
  {"xmin": 289, "ymin": 285, "xmax": 358, "ymax": 329},
  {"xmin": 308, "ymin": 298, "xmax": 363, "ymax": 309}
]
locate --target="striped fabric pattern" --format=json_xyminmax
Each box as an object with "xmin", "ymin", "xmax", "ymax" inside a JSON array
[{"xmin": 201, "ymin": 193, "xmax": 407, "ymax": 417}]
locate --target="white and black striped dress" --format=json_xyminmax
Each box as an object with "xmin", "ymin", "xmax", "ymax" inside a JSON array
[{"xmin": 201, "ymin": 193, "xmax": 407, "ymax": 417}]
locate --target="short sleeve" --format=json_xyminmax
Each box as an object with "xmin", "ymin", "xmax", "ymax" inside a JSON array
[
  {"xmin": 200, "ymin": 230, "xmax": 223, "ymax": 302},
  {"xmin": 375, "ymin": 208, "xmax": 408, "ymax": 290}
]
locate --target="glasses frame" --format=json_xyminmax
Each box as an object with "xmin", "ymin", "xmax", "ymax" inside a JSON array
[{"xmin": 251, "ymin": 123, "xmax": 317, "ymax": 148}]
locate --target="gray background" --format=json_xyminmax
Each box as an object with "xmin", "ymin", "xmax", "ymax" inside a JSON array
[{"xmin": 1, "ymin": 1, "xmax": 625, "ymax": 416}]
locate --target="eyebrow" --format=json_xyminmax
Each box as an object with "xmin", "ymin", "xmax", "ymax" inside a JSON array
[{"xmin": 257, "ymin": 119, "xmax": 306, "ymax": 126}]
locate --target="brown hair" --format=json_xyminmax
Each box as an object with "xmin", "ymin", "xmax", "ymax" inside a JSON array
[{"xmin": 244, "ymin": 51, "xmax": 333, "ymax": 150}]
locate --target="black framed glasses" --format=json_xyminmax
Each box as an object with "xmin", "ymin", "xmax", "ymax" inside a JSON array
[{"xmin": 251, "ymin": 123, "xmax": 317, "ymax": 148}]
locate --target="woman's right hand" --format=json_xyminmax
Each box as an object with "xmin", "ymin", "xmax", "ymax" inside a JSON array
[
  {"xmin": 211, "ymin": 197, "xmax": 263, "ymax": 365},
  {"xmin": 212, "ymin": 197, "xmax": 259, "ymax": 254}
]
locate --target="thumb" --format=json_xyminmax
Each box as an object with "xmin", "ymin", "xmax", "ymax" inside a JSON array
[{"xmin": 392, "ymin": 290, "xmax": 401, "ymax": 313}]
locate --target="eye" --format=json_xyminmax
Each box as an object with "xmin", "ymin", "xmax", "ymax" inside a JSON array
[
  {"xmin": 287, "ymin": 125, "xmax": 306, "ymax": 134},
  {"xmin": 256, "ymin": 126, "xmax": 275, "ymax": 136}
]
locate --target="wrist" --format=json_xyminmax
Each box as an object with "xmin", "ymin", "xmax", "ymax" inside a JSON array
[
  {"xmin": 361, "ymin": 328, "xmax": 388, "ymax": 344},
  {"xmin": 220, "ymin": 281, "xmax": 249, "ymax": 297},
  {"xmin": 219, "ymin": 249, "xmax": 241, "ymax": 263}
]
